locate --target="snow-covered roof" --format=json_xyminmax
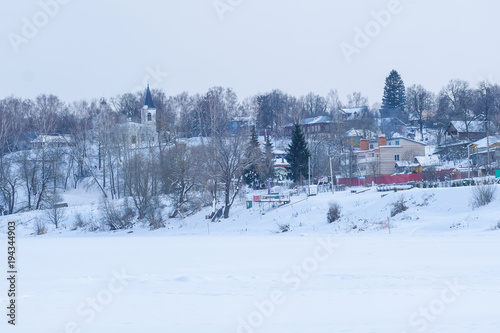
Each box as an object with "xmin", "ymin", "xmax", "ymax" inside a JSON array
[
  {"xmin": 340, "ymin": 106, "xmax": 367, "ymax": 114},
  {"xmin": 31, "ymin": 134, "xmax": 73, "ymax": 144},
  {"xmin": 471, "ymin": 136, "xmax": 500, "ymax": 149},
  {"xmin": 119, "ymin": 121, "xmax": 148, "ymax": 130},
  {"xmin": 378, "ymin": 117, "xmax": 407, "ymax": 126},
  {"xmin": 346, "ymin": 129, "xmax": 377, "ymax": 139},
  {"xmin": 414, "ymin": 155, "xmax": 440, "ymax": 167},
  {"xmin": 274, "ymin": 157, "xmax": 290, "ymax": 167},
  {"xmin": 285, "ymin": 116, "xmax": 332, "ymax": 127},
  {"xmin": 301, "ymin": 116, "xmax": 332, "ymax": 125},
  {"xmin": 383, "ymin": 137, "xmax": 427, "ymax": 147},
  {"xmin": 395, "ymin": 161, "xmax": 419, "ymax": 168},
  {"xmin": 449, "ymin": 121, "xmax": 487, "ymax": 133},
  {"xmin": 232, "ymin": 116, "xmax": 253, "ymax": 122},
  {"xmin": 273, "ymin": 149, "xmax": 286, "ymax": 155}
]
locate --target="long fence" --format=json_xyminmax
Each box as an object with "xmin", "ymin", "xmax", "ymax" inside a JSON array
[
  {"xmin": 337, "ymin": 173, "xmax": 422, "ymax": 187},
  {"xmin": 338, "ymin": 172, "xmax": 499, "ymax": 187}
]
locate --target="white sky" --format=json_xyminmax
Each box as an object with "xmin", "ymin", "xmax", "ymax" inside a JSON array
[{"xmin": 1, "ymin": 0, "xmax": 499, "ymax": 106}]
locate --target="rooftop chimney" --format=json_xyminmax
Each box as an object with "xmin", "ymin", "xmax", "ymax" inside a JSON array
[
  {"xmin": 378, "ymin": 135, "xmax": 387, "ymax": 147},
  {"xmin": 360, "ymin": 139, "xmax": 369, "ymax": 151}
]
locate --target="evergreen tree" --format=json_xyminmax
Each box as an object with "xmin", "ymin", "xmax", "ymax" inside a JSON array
[
  {"xmin": 243, "ymin": 126, "xmax": 261, "ymax": 188},
  {"xmin": 286, "ymin": 123, "xmax": 310, "ymax": 183},
  {"xmin": 261, "ymin": 134, "xmax": 275, "ymax": 181},
  {"xmin": 381, "ymin": 70, "xmax": 407, "ymax": 120}
]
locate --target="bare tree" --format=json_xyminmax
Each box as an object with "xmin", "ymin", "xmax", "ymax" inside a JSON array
[
  {"xmin": 346, "ymin": 92, "xmax": 368, "ymax": 108},
  {"xmin": 475, "ymin": 81, "xmax": 500, "ymax": 174},
  {"xmin": 160, "ymin": 143, "xmax": 202, "ymax": 218},
  {"xmin": 326, "ymin": 89, "xmax": 343, "ymax": 116},
  {"xmin": 123, "ymin": 151, "xmax": 158, "ymax": 219},
  {"xmin": 198, "ymin": 87, "xmax": 237, "ymax": 136},
  {"xmin": 439, "ymin": 79, "xmax": 475, "ymax": 139},
  {"xmin": 407, "ymin": 84, "xmax": 435, "ymax": 139},
  {"xmin": 45, "ymin": 192, "xmax": 66, "ymax": 229},
  {"xmin": 0, "ymin": 155, "xmax": 18, "ymax": 214},
  {"xmin": 205, "ymin": 133, "xmax": 250, "ymax": 219}
]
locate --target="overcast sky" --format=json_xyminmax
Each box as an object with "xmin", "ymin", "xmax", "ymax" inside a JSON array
[{"xmin": 2, "ymin": 0, "xmax": 499, "ymax": 106}]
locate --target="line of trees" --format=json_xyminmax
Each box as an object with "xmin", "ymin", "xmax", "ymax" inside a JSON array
[{"xmin": 2, "ymin": 75, "xmax": 500, "ymax": 222}]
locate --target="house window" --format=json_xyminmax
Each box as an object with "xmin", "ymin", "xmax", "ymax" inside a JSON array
[
  {"xmin": 395, "ymin": 140, "xmax": 400, "ymax": 146},
  {"xmin": 371, "ymin": 153, "xmax": 375, "ymax": 157},
  {"xmin": 369, "ymin": 144, "xmax": 373, "ymax": 149},
  {"xmin": 147, "ymin": 113, "xmax": 152, "ymax": 122},
  {"xmin": 395, "ymin": 154, "xmax": 400, "ymax": 161}
]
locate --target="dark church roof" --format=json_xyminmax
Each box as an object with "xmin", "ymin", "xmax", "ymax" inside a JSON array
[{"xmin": 144, "ymin": 85, "xmax": 156, "ymax": 109}]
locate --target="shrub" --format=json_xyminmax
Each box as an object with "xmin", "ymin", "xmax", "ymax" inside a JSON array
[
  {"xmin": 390, "ymin": 195, "xmax": 408, "ymax": 217},
  {"xmin": 147, "ymin": 209, "xmax": 165, "ymax": 230},
  {"xmin": 471, "ymin": 184, "xmax": 496, "ymax": 208},
  {"xmin": 73, "ymin": 213, "xmax": 86, "ymax": 229},
  {"xmin": 327, "ymin": 202, "xmax": 341, "ymax": 223},
  {"xmin": 277, "ymin": 223, "xmax": 291, "ymax": 233},
  {"xmin": 35, "ymin": 221, "xmax": 47, "ymax": 235},
  {"xmin": 100, "ymin": 199, "xmax": 135, "ymax": 230},
  {"xmin": 73, "ymin": 213, "xmax": 100, "ymax": 232}
]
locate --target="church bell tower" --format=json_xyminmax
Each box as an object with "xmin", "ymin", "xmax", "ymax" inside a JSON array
[{"xmin": 141, "ymin": 84, "xmax": 156, "ymax": 127}]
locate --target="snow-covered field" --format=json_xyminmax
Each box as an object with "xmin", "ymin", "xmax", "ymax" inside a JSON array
[{"xmin": 1, "ymin": 184, "xmax": 500, "ymax": 332}]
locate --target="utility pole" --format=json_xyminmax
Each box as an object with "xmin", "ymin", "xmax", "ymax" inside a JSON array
[
  {"xmin": 308, "ymin": 156, "xmax": 311, "ymax": 195},
  {"xmin": 467, "ymin": 143, "xmax": 472, "ymax": 180},
  {"xmin": 330, "ymin": 156, "xmax": 334, "ymax": 194}
]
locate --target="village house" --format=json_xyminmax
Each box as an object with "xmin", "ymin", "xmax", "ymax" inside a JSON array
[
  {"xmin": 355, "ymin": 135, "xmax": 426, "ymax": 176},
  {"xmin": 445, "ymin": 121, "xmax": 495, "ymax": 141},
  {"xmin": 339, "ymin": 106, "xmax": 369, "ymax": 121},
  {"xmin": 284, "ymin": 116, "xmax": 332, "ymax": 137},
  {"xmin": 469, "ymin": 136, "xmax": 500, "ymax": 170}
]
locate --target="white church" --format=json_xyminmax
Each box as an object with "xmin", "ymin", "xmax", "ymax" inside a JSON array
[{"xmin": 120, "ymin": 85, "xmax": 158, "ymax": 147}]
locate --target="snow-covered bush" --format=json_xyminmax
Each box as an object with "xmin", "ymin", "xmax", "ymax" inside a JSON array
[
  {"xmin": 390, "ymin": 195, "xmax": 408, "ymax": 217},
  {"xmin": 147, "ymin": 209, "xmax": 165, "ymax": 230},
  {"xmin": 100, "ymin": 199, "xmax": 135, "ymax": 230},
  {"xmin": 327, "ymin": 202, "xmax": 341, "ymax": 223},
  {"xmin": 490, "ymin": 221, "xmax": 500, "ymax": 231},
  {"xmin": 471, "ymin": 184, "xmax": 496, "ymax": 208},
  {"xmin": 277, "ymin": 223, "xmax": 291, "ymax": 233},
  {"xmin": 35, "ymin": 221, "xmax": 47, "ymax": 235},
  {"xmin": 73, "ymin": 213, "xmax": 85, "ymax": 229},
  {"xmin": 73, "ymin": 212, "xmax": 100, "ymax": 232}
]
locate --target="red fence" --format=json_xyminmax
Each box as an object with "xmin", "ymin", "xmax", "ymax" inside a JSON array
[{"xmin": 338, "ymin": 173, "xmax": 422, "ymax": 186}]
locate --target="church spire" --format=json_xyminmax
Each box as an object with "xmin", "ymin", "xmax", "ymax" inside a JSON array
[{"xmin": 144, "ymin": 84, "xmax": 156, "ymax": 109}]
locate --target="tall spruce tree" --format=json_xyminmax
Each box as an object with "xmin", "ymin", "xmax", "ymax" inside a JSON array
[
  {"xmin": 243, "ymin": 126, "xmax": 261, "ymax": 188},
  {"xmin": 381, "ymin": 70, "xmax": 407, "ymax": 120},
  {"xmin": 286, "ymin": 123, "xmax": 310, "ymax": 183}
]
